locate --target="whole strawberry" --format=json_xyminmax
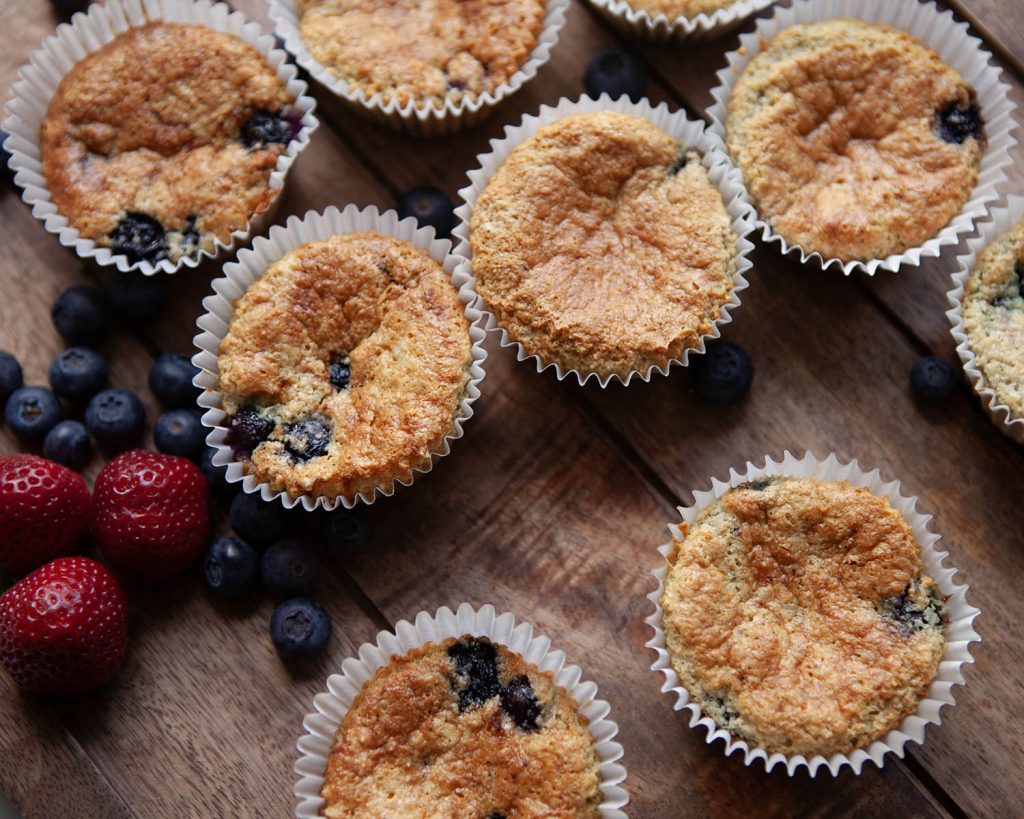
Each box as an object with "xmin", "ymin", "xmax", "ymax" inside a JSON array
[
  {"xmin": 0, "ymin": 454, "xmax": 90, "ymax": 576},
  {"xmin": 0, "ymin": 557, "xmax": 127, "ymax": 695},
  {"xmin": 93, "ymin": 450, "xmax": 210, "ymax": 582}
]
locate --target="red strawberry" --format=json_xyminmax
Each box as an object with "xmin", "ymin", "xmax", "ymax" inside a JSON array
[
  {"xmin": 93, "ymin": 450, "xmax": 210, "ymax": 582},
  {"xmin": 0, "ymin": 557, "xmax": 127, "ymax": 695},
  {"xmin": 0, "ymin": 454, "xmax": 91, "ymax": 577}
]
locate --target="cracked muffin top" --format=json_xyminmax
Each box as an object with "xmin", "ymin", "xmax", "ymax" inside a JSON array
[
  {"xmin": 320, "ymin": 636, "xmax": 602, "ymax": 818},
  {"xmin": 470, "ymin": 111, "xmax": 737, "ymax": 380},
  {"xmin": 216, "ymin": 231, "xmax": 473, "ymax": 501},
  {"xmin": 40, "ymin": 22, "xmax": 301, "ymax": 266},
  {"xmin": 962, "ymin": 217, "xmax": 1024, "ymax": 419},
  {"xmin": 726, "ymin": 19, "xmax": 985, "ymax": 263},
  {"xmin": 297, "ymin": 0, "xmax": 545, "ymax": 108},
  {"xmin": 660, "ymin": 477, "xmax": 946, "ymax": 757},
  {"xmin": 625, "ymin": 0, "xmax": 742, "ymax": 21}
]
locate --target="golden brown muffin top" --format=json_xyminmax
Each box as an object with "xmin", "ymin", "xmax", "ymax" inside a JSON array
[
  {"xmin": 217, "ymin": 232, "xmax": 472, "ymax": 501},
  {"xmin": 626, "ymin": 0, "xmax": 739, "ymax": 20},
  {"xmin": 470, "ymin": 111, "xmax": 736, "ymax": 380},
  {"xmin": 321, "ymin": 636, "xmax": 602, "ymax": 818},
  {"xmin": 298, "ymin": 0, "xmax": 545, "ymax": 108},
  {"xmin": 726, "ymin": 19, "xmax": 985, "ymax": 262},
  {"xmin": 40, "ymin": 22, "xmax": 295, "ymax": 264},
  {"xmin": 661, "ymin": 477, "xmax": 946, "ymax": 756}
]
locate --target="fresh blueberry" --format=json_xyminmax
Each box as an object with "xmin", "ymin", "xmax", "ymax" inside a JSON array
[
  {"xmin": 283, "ymin": 417, "xmax": 331, "ymax": 462},
  {"xmin": 48, "ymin": 347, "xmax": 109, "ymax": 402},
  {"xmin": 228, "ymin": 492, "xmax": 290, "ymax": 547},
  {"xmin": 242, "ymin": 111, "xmax": 296, "ymax": 148},
  {"xmin": 109, "ymin": 213, "xmax": 168, "ymax": 264},
  {"xmin": 148, "ymin": 353, "xmax": 200, "ymax": 407},
  {"xmin": 84, "ymin": 388, "xmax": 146, "ymax": 450},
  {"xmin": 42, "ymin": 420, "xmax": 92, "ymax": 470},
  {"xmin": 204, "ymin": 536, "xmax": 260, "ymax": 597},
  {"xmin": 105, "ymin": 270, "xmax": 166, "ymax": 320},
  {"xmin": 154, "ymin": 409, "xmax": 205, "ymax": 459},
  {"xmin": 227, "ymin": 406, "xmax": 275, "ymax": 457},
  {"xmin": 328, "ymin": 356, "xmax": 351, "ymax": 391},
  {"xmin": 500, "ymin": 676, "xmax": 541, "ymax": 731},
  {"xmin": 448, "ymin": 638, "xmax": 500, "ymax": 711},
  {"xmin": 270, "ymin": 598, "xmax": 331, "ymax": 658},
  {"xmin": 0, "ymin": 351, "xmax": 23, "ymax": 404},
  {"xmin": 584, "ymin": 49, "xmax": 647, "ymax": 102},
  {"xmin": 910, "ymin": 356, "xmax": 958, "ymax": 402},
  {"xmin": 198, "ymin": 446, "xmax": 236, "ymax": 498},
  {"xmin": 692, "ymin": 342, "xmax": 754, "ymax": 405},
  {"xmin": 937, "ymin": 101, "xmax": 984, "ymax": 145},
  {"xmin": 397, "ymin": 187, "xmax": 456, "ymax": 238},
  {"xmin": 5, "ymin": 386, "xmax": 62, "ymax": 439},
  {"xmin": 323, "ymin": 511, "xmax": 371, "ymax": 559},
  {"xmin": 261, "ymin": 538, "xmax": 319, "ymax": 598},
  {"xmin": 52, "ymin": 285, "xmax": 106, "ymax": 344}
]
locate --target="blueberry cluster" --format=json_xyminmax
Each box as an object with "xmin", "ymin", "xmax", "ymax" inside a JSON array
[{"xmin": 447, "ymin": 638, "xmax": 542, "ymax": 731}]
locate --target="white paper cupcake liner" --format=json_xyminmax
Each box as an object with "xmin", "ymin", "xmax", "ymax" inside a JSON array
[
  {"xmin": 2, "ymin": 0, "xmax": 318, "ymax": 277},
  {"xmin": 946, "ymin": 195, "xmax": 1024, "ymax": 444},
  {"xmin": 586, "ymin": 0, "xmax": 776, "ymax": 42},
  {"xmin": 453, "ymin": 94, "xmax": 756, "ymax": 387},
  {"xmin": 192, "ymin": 204, "xmax": 488, "ymax": 511},
  {"xmin": 294, "ymin": 602, "xmax": 629, "ymax": 817},
  {"xmin": 646, "ymin": 450, "xmax": 981, "ymax": 776},
  {"xmin": 268, "ymin": 0, "xmax": 568, "ymax": 136},
  {"xmin": 706, "ymin": 0, "xmax": 1018, "ymax": 276}
]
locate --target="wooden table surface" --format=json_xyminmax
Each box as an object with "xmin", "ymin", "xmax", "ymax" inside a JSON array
[{"xmin": 2, "ymin": 0, "xmax": 1022, "ymax": 816}]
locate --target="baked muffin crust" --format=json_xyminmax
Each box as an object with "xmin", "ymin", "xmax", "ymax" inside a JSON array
[
  {"xmin": 962, "ymin": 218, "xmax": 1024, "ymax": 419},
  {"xmin": 217, "ymin": 231, "xmax": 472, "ymax": 500},
  {"xmin": 726, "ymin": 20, "xmax": 985, "ymax": 262},
  {"xmin": 297, "ymin": 0, "xmax": 545, "ymax": 108},
  {"xmin": 471, "ymin": 111, "xmax": 736, "ymax": 379},
  {"xmin": 626, "ymin": 0, "xmax": 739, "ymax": 20},
  {"xmin": 660, "ymin": 477, "xmax": 946, "ymax": 756},
  {"xmin": 320, "ymin": 636, "xmax": 601, "ymax": 818},
  {"xmin": 40, "ymin": 23, "xmax": 298, "ymax": 264}
]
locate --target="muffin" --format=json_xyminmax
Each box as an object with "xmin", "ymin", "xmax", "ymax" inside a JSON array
[
  {"xmin": 961, "ymin": 217, "xmax": 1024, "ymax": 419},
  {"xmin": 726, "ymin": 19, "xmax": 985, "ymax": 263},
  {"xmin": 625, "ymin": 0, "xmax": 739, "ymax": 20},
  {"xmin": 660, "ymin": 476, "xmax": 946, "ymax": 757},
  {"xmin": 216, "ymin": 231, "xmax": 473, "ymax": 501},
  {"xmin": 320, "ymin": 635, "xmax": 602, "ymax": 817},
  {"xmin": 40, "ymin": 22, "xmax": 302, "ymax": 266},
  {"xmin": 470, "ymin": 111, "xmax": 737, "ymax": 380},
  {"xmin": 297, "ymin": 0, "xmax": 546, "ymax": 109}
]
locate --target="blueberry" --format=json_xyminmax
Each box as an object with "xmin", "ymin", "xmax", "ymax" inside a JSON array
[
  {"xmin": 692, "ymin": 342, "xmax": 754, "ymax": 405},
  {"xmin": 154, "ymin": 409, "xmax": 205, "ymax": 459},
  {"xmin": 880, "ymin": 584, "xmax": 940, "ymax": 637},
  {"xmin": 584, "ymin": 49, "xmax": 647, "ymax": 102},
  {"xmin": 228, "ymin": 492, "xmax": 290, "ymax": 547},
  {"xmin": 937, "ymin": 101, "xmax": 984, "ymax": 145},
  {"xmin": 0, "ymin": 351, "xmax": 23, "ymax": 404},
  {"xmin": 261, "ymin": 538, "xmax": 320, "ymax": 598},
  {"xmin": 283, "ymin": 417, "xmax": 331, "ymax": 462},
  {"xmin": 109, "ymin": 213, "xmax": 168, "ymax": 264},
  {"xmin": 204, "ymin": 536, "xmax": 260, "ymax": 597},
  {"xmin": 42, "ymin": 420, "xmax": 92, "ymax": 470},
  {"xmin": 48, "ymin": 347, "xmax": 109, "ymax": 402},
  {"xmin": 270, "ymin": 598, "xmax": 331, "ymax": 658},
  {"xmin": 84, "ymin": 388, "xmax": 146, "ymax": 450},
  {"xmin": 242, "ymin": 111, "xmax": 295, "ymax": 148},
  {"xmin": 448, "ymin": 638, "xmax": 500, "ymax": 711},
  {"xmin": 5, "ymin": 386, "xmax": 62, "ymax": 439},
  {"xmin": 148, "ymin": 353, "xmax": 200, "ymax": 408},
  {"xmin": 910, "ymin": 356, "xmax": 958, "ymax": 403},
  {"xmin": 180, "ymin": 215, "xmax": 201, "ymax": 259},
  {"xmin": 328, "ymin": 355, "xmax": 351, "ymax": 391},
  {"xmin": 323, "ymin": 511, "xmax": 371, "ymax": 559},
  {"xmin": 500, "ymin": 675, "xmax": 541, "ymax": 731},
  {"xmin": 52, "ymin": 285, "xmax": 106, "ymax": 344},
  {"xmin": 397, "ymin": 187, "xmax": 456, "ymax": 238},
  {"xmin": 199, "ymin": 446, "xmax": 236, "ymax": 498},
  {"xmin": 227, "ymin": 406, "xmax": 275, "ymax": 457},
  {"xmin": 105, "ymin": 270, "xmax": 167, "ymax": 320},
  {"xmin": 742, "ymin": 478, "xmax": 773, "ymax": 492}
]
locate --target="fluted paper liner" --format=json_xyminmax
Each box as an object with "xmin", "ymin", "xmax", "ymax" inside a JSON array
[
  {"xmin": 3, "ymin": 0, "xmax": 319, "ymax": 276},
  {"xmin": 646, "ymin": 451, "xmax": 980, "ymax": 776},
  {"xmin": 706, "ymin": 0, "xmax": 1017, "ymax": 276},
  {"xmin": 192, "ymin": 204, "xmax": 488, "ymax": 511},
  {"xmin": 586, "ymin": 0, "xmax": 776, "ymax": 42},
  {"xmin": 294, "ymin": 603, "xmax": 629, "ymax": 817},
  {"xmin": 454, "ymin": 94, "xmax": 756, "ymax": 387}
]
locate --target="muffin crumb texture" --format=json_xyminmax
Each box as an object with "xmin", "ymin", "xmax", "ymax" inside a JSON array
[
  {"xmin": 661, "ymin": 477, "xmax": 946, "ymax": 756},
  {"xmin": 626, "ymin": 0, "xmax": 743, "ymax": 22},
  {"xmin": 320, "ymin": 636, "xmax": 602, "ymax": 818}
]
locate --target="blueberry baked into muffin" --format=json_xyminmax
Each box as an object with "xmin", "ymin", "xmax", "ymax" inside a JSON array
[
  {"xmin": 471, "ymin": 111, "xmax": 736, "ymax": 380},
  {"xmin": 962, "ymin": 218, "xmax": 1024, "ymax": 419},
  {"xmin": 320, "ymin": 636, "xmax": 602, "ymax": 817},
  {"xmin": 40, "ymin": 23, "xmax": 302, "ymax": 266},
  {"xmin": 297, "ymin": 0, "xmax": 546, "ymax": 109},
  {"xmin": 726, "ymin": 20, "xmax": 986, "ymax": 262},
  {"xmin": 660, "ymin": 477, "xmax": 946, "ymax": 756},
  {"xmin": 216, "ymin": 231, "xmax": 473, "ymax": 501}
]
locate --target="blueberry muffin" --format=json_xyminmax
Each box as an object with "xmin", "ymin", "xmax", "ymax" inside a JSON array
[
  {"xmin": 297, "ymin": 0, "xmax": 546, "ymax": 109},
  {"xmin": 40, "ymin": 23, "xmax": 302, "ymax": 265},
  {"xmin": 471, "ymin": 111, "xmax": 736, "ymax": 380},
  {"xmin": 726, "ymin": 20, "xmax": 985, "ymax": 262},
  {"xmin": 962, "ymin": 218, "xmax": 1024, "ymax": 418},
  {"xmin": 320, "ymin": 636, "xmax": 602, "ymax": 817},
  {"xmin": 660, "ymin": 477, "xmax": 946, "ymax": 756},
  {"xmin": 625, "ymin": 0, "xmax": 742, "ymax": 20},
  {"xmin": 216, "ymin": 231, "xmax": 473, "ymax": 501}
]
